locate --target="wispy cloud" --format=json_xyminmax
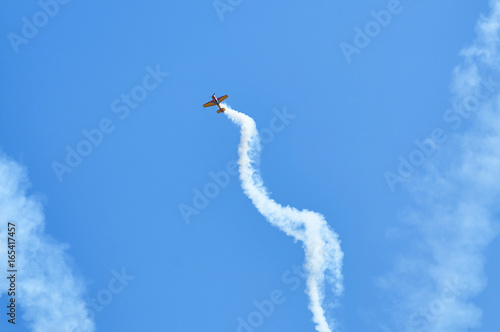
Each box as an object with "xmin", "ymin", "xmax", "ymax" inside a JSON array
[
  {"xmin": 0, "ymin": 154, "xmax": 94, "ymax": 332},
  {"xmin": 224, "ymin": 107, "xmax": 343, "ymax": 332},
  {"xmin": 379, "ymin": 1, "xmax": 500, "ymax": 331}
]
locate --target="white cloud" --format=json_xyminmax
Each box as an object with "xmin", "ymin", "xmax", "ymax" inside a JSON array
[
  {"xmin": 380, "ymin": 1, "xmax": 500, "ymax": 331},
  {"xmin": 0, "ymin": 154, "xmax": 94, "ymax": 332}
]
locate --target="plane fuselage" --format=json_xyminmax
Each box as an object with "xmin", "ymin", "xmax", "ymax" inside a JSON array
[{"xmin": 212, "ymin": 94, "xmax": 220, "ymax": 105}]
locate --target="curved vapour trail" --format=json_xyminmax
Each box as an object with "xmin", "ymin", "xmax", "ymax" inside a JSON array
[{"xmin": 224, "ymin": 106, "xmax": 343, "ymax": 332}]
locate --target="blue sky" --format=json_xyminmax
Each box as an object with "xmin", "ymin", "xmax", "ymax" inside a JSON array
[{"xmin": 0, "ymin": 0, "xmax": 499, "ymax": 331}]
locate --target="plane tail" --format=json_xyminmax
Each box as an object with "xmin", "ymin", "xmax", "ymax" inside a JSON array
[{"xmin": 217, "ymin": 108, "xmax": 225, "ymax": 114}]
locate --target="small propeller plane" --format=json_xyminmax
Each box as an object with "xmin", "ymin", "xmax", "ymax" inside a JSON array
[{"xmin": 203, "ymin": 94, "xmax": 228, "ymax": 114}]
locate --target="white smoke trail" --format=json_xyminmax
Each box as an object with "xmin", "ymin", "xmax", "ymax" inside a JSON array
[
  {"xmin": 0, "ymin": 154, "xmax": 94, "ymax": 332},
  {"xmin": 380, "ymin": 1, "xmax": 500, "ymax": 331},
  {"xmin": 224, "ymin": 107, "xmax": 343, "ymax": 332}
]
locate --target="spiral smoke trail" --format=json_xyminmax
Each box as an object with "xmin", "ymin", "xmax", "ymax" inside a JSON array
[{"xmin": 224, "ymin": 106, "xmax": 343, "ymax": 332}]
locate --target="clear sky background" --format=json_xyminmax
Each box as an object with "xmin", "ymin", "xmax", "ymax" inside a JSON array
[{"xmin": 0, "ymin": 1, "xmax": 499, "ymax": 331}]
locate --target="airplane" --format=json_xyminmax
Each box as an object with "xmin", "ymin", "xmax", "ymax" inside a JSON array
[{"xmin": 203, "ymin": 94, "xmax": 228, "ymax": 114}]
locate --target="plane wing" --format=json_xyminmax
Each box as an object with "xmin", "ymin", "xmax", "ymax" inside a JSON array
[
  {"xmin": 217, "ymin": 95, "xmax": 228, "ymax": 103},
  {"xmin": 203, "ymin": 101, "xmax": 216, "ymax": 107}
]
